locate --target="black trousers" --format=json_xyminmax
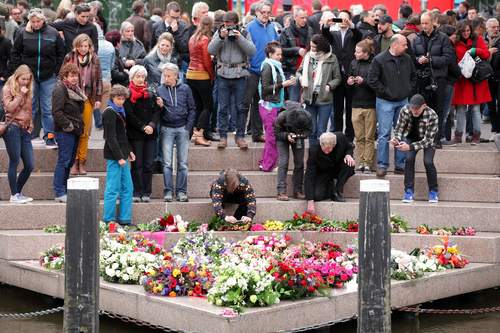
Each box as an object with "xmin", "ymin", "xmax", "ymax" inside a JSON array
[
  {"xmin": 222, "ymin": 192, "xmax": 249, "ymax": 219},
  {"xmin": 312, "ymin": 162, "xmax": 355, "ymax": 201},
  {"xmin": 488, "ymin": 80, "xmax": 500, "ymax": 133},
  {"xmin": 242, "ymin": 73, "xmax": 263, "ymax": 138},
  {"xmin": 130, "ymin": 139, "xmax": 155, "ymax": 196},
  {"xmin": 422, "ymin": 78, "xmax": 449, "ymax": 141},
  {"xmin": 332, "ymin": 82, "xmax": 354, "ymax": 141},
  {"xmin": 187, "ymin": 79, "xmax": 214, "ymax": 130},
  {"xmin": 404, "ymin": 146, "xmax": 438, "ymax": 192}
]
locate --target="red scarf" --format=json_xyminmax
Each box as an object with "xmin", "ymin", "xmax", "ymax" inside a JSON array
[
  {"xmin": 404, "ymin": 23, "xmax": 420, "ymax": 33},
  {"xmin": 129, "ymin": 82, "xmax": 149, "ymax": 104}
]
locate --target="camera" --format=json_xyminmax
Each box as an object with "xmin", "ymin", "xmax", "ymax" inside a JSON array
[
  {"xmin": 146, "ymin": 85, "xmax": 159, "ymax": 101},
  {"xmin": 292, "ymin": 133, "xmax": 307, "ymax": 149},
  {"xmin": 225, "ymin": 25, "xmax": 239, "ymax": 40}
]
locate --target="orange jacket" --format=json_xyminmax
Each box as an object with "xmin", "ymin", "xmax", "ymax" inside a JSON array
[{"xmin": 187, "ymin": 35, "xmax": 214, "ymax": 80}]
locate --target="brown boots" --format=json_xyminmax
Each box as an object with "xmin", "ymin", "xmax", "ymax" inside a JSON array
[
  {"xmin": 235, "ymin": 137, "xmax": 248, "ymax": 150},
  {"xmin": 193, "ymin": 128, "xmax": 211, "ymax": 146},
  {"xmin": 70, "ymin": 160, "xmax": 87, "ymax": 175},
  {"xmin": 471, "ymin": 132, "xmax": 481, "ymax": 145},
  {"xmin": 217, "ymin": 137, "xmax": 227, "ymax": 149}
]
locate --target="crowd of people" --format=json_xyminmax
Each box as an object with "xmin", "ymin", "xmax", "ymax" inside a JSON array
[{"xmin": 1, "ymin": 1, "xmax": 500, "ymax": 224}]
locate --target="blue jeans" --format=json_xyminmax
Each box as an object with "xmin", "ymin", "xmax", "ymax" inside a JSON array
[
  {"xmin": 305, "ymin": 103, "xmax": 332, "ymax": 146},
  {"xmin": 3, "ymin": 124, "xmax": 34, "ymax": 195},
  {"xmin": 161, "ymin": 126, "xmax": 189, "ymax": 195},
  {"xmin": 285, "ymin": 72, "xmax": 300, "ymax": 102},
  {"xmin": 376, "ymin": 98, "xmax": 407, "ymax": 170},
  {"xmin": 32, "ymin": 76, "xmax": 56, "ymax": 137},
  {"xmin": 103, "ymin": 160, "xmax": 133, "ymax": 224},
  {"xmin": 218, "ymin": 77, "xmax": 247, "ymax": 138},
  {"xmin": 53, "ymin": 132, "xmax": 79, "ymax": 197}
]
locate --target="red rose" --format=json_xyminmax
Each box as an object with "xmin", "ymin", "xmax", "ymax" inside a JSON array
[
  {"xmin": 307, "ymin": 286, "xmax": 315, "ymax": 292},
  {"xmin": 166, "ymin": 214, "xmax": 175, "ymax": 225},
  {"xmin": 300, "ymin": 279, "xmax": 307, "ymax": 286},
  {"xmin": 288, "ymin": 280, "xmax": 295, "ymax": 287},
  {"xmin": 340, "ymin": 274, "xmax": 348, "ymax": 281}
]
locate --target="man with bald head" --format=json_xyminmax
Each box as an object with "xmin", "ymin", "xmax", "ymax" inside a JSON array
[
  {"xmin": 412, "ymin": 12, "xmax": 455, "ymax": 148},
  {"xmin": 368, "ymin": 34, "xmax": 416, "ymax": 178}
]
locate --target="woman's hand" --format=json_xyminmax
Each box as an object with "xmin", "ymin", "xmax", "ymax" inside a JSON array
[
  {"xmin": 129, "ymin": 152, "xmax": 136, "ymax": 162},
  {"xmin": 20, "ymin": 86, "xmax": 29, "ymax": 94},
  {"xmin": 156, "ymin": 97, "xmax": 164, "ymax": 108},
  {"xmin": 144, "ymin": 125, "xmax": 154, "ymax": 135},
  {"xmin": 283, "ymin": 77, "xmax": 296, "ymax": 87}
]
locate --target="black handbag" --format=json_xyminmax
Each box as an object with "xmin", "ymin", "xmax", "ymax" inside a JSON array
[{"xmin": 470, "ymin": 39, "xmax": 494, "ymax": 83}]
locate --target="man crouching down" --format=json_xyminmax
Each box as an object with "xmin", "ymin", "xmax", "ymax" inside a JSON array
[{"xmin": 305, "ymin": 132, "xmax": 355, "ymax": 213}]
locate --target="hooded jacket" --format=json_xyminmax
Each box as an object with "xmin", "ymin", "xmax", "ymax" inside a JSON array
[
  {"xmin": 157, "ymin": 82, "xmax": 196, "ymax": 131},
  {"xmin": 10, "ymin": 23, "xmax": 65, "ymax": 81},
  {"xmin": 274, "ymin": 103, "xmax": 313, "ymax": 141}
]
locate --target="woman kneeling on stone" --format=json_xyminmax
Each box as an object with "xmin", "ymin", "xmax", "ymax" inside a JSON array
[{"xmin": 210, "ymin": 169, "xmax": 256, "ymax": 224}]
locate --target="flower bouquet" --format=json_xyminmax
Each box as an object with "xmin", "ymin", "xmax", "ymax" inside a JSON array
[
  {"xmin": 416, "ymin": 224, "xmax": 476, "ymax": 236},
  {"xmin": 426, "ymin": 237, "xmax": 469, "ymax": 269},
  {"xmin": 319, "ymin": 220, "xmax": 359, "ymax": 232},
  {"xmin": 137, "ymin": 213, "xmax": 189, "ymax": 233},
  {"xmin": 263, "ymin": 219, "xmax": 284, "ymax": 231},
  {"xmin": 171, "ymin": 231, "xmax": 227, "ymax": 265},
  {"xmin": 390, "ymin": 214, "xmax": 409, "ymax": 233},
  {"xmin": 208, "ymin": 215, "xmax": 251, "ymax": 231},
  {"xmin": 284, "ymin": 211, "xmax": 323, "ymax": 231},
  {"xmin": 390, "ymin": 249, "xmax": 424, "ymax": 280},
  {"xmin": 39, "ymin": 245, "xmax": 65, "ymax": 270}
]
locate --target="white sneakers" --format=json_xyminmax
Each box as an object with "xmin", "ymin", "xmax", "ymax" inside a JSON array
[{"xmin": 10, "ymin": 193, "xmax": 33, "ymax": 204}]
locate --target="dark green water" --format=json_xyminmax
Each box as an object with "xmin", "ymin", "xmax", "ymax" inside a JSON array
[{"xmin": 1, "ymin": 284, "xmax": 499, "ymax": 333}]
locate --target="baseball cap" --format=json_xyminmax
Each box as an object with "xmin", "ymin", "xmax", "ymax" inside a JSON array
[{"xmin": 378, "ymin": 14, "xmax": 393, "ymax": 24}]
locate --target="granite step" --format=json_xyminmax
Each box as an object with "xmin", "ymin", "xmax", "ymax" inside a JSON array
[
  {"xmin": 1, "ymin": 171, "xmax": 498, "ymax": 202},
  {"xmin": 0, "ymin": 259, "xmax": 499, "ymax": 333},
  {"xmin": 1, "ymin": 143, "xmax": 499, "ymax": 174},
  {"xmin": 0, "ymin": 199, "xmax": 498, "ymax": 232},
  {"xmin": 1, "ymin": 229, "xmax": 499, "ymax": 263}
]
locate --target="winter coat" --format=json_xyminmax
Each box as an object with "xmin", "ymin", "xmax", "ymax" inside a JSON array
[
  {"xmin": 62, "ymin": 51, "xmax": 103, "ymax": 102},
  {"xmin": 0, "ymin": 36, "xmax": 12, "ymax": 79},
  {"xmin": 187, "ymin": 35, "xmax": 215, "ymax": 80},
  {"xmin": 143, "ymin": 51, "xmax": 178, "ymax": 87},
  {"xmin": 246, "ymin": 19, "xmax": 279, "ymax": 75},
  {"xmin": 307, "ymin": 10, "xmax": 323, "ymax": 34},
  {"xmin": 260, "ymin": 62, "xmax": 284, "ymax": 104},
  {"xmin": 124, "ymin": 94, "xmax": 161, "ymax": 140},
  {"xmin": 322, "ymin": 26, "xmax": 363, "ymax": 75},
  {"xmin": 119, "ymin": 39, "xmax": 147, "ymax": 67},
  {"xmin": 111, "ymin": 48, "xmax": 129, "ymax": 86},
  {"xmin": 357, "ymin": 21, "xmax": 377, "ymax": 39},
  {"xmin": 368, "ymin": 50, "xmax": 417, "ymax": 102},
  {"xmin": 102, "ymin": 106, "xmax": 132, "ymax": 161},
  {"xmin": 208, "ymin": 29, "xmax": 256, "ymax": 79},
  {"xmin": 52, "ymin": 18, "xmax": 99, "ymax": 55},
  {"xmin": 298, "ymin": 52, "xmax": 342, "ymax": 105},
  {"xmin": 280, "ymin": 23, "xmax": 313, "ymax": 73},
  {"xmin": 348, "ymin": 57, "xmax": 376, "ymax": 109},
  {"xmin": 10, "ymin": 23, "xmax": 65, "ymax": 81},
  {"xmin": 51, "ymin": 81, "xmax": 84, "ymax": 136},
  {"xmin": 486, "ymin": 36, "xmax": 500, "ymax": 81},
  {"xmin": 452, "ymin": 36, "xmax": 492, "ymax": 105},
  {"xmin": 157, "ymin": 82, "xmax": 196, "ymax": 131},
  {"xmin": 274, "ymin": 104, "xmax": 313, "ymax": 141},
  {"xmin": 412, "ymin": 29, "xmax": 455, "ymax": 79},
  {"xmin": 2, "ymin": 80, "xmax": 32, "ymax": 130}
]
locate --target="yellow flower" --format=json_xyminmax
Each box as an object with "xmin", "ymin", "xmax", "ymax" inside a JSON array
[
  {"xmin": 447, "ymin": 246, "xmax": 459, "ymax": 255},
  {"xmin": 432, "ymin": 245, "xmax": 444, "ymax": 255},
  {"xmin": 172, "ymin": 268, "xmax": 181, "ymax": 278}
]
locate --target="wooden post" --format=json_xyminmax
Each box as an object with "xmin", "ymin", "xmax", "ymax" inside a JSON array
[
  {"xmin": 357, "ymin": 179, "xmax": 391, "ymax": 333},
  {"xmin": 64, "ymin": 177, "xmax": 100, "ymax": 333}
]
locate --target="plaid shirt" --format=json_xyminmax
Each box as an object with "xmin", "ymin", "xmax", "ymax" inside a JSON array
[{"xmin": 394, "ymin": 105, "xmax": 438, "ymax": 151}]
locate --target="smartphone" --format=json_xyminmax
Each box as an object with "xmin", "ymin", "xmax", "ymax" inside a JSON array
[{"xmin": 332, "ymin": 18, "xmax": 343, "ymax": 23}]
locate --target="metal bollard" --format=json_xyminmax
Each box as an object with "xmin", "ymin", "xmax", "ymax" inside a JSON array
[
  {"xmin": 64, "ymin": 177, "xmax": 100, "ymax": 333},
  {"xmin": 357, "ymin": 179, "xmax": 391, "ymax": 333}
]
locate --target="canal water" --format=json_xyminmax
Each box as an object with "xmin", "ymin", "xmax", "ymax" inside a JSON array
[{"xmin": 1, "ymin": 284, "xmax": 499, "ymax": 333}]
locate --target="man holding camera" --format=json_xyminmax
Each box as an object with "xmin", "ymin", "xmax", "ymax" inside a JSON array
[
  {"xmin": 274, "ymin": 102, "xmax": 312, "ymax": 201},
  {"xmin": 412, "ymin": 12, "xmax": 455, "ymax": 148},
  {"xmin": 208, "ymin": 11, "xmax": 256, "ymax": 149},
  {"xmin": 391, "ymin": 94, "xmax": 439, "ymax": 203}
]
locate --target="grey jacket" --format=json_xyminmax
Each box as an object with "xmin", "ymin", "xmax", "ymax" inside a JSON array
[
  {"xmin": 208, "ymin": 30, "xmax": 256, "ymax": 79},
  {"xmin": 119, "ymin": 39, "xmax": 147, "ymax": 66},
  {"xmin": 297, "ymin": 52, "xmax": 342, "ymax": 105}
]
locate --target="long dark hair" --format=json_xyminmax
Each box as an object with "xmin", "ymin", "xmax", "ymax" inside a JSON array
[
  {"xmin": 310, "ymin": 34, "xmax": 330, "ymax": 54},
  {"xmin": 455, "ymin": 20, "xmax": 476, "ymax": 43}
]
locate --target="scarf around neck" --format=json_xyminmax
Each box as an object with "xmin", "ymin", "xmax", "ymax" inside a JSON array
[
  {"xmin": 108, "ymin": 100, "xmax": 126, "ymax": 118},
  {"xmin": 63, "ymin": 79, "xmax": 87, "ymax": 102},
  {"xmin": 301, "ymin": 51, "xmax": 332, "ymax": 90},
  {"xmin": 258, "ymin": 57, "xmax": 286, "ymax": 107},
  {"xmin": 156, "ymin": 48, "xmax": 172, "ymax": 67},
  {"xmin": 129, "ymin": 81, "xmax": 149, "ymax": 104}
]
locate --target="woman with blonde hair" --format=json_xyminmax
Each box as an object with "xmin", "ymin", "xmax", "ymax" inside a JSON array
[
  {"xmin": 62, "ymin": 33, "xmax": 103, "ymax": 175},
  {"xmin": 143, "ymin": 32, "xmax": 177, "ymax": 86},
  {"xmin": 186, "ymin": 15, "xmax": 215, "ymax": 146},
  {"xmin": 2, "ymin": 65, "xmax": 35, "ymax": 204}
]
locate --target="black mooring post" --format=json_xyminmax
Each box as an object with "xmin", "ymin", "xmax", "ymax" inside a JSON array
[
  {"xmin": 357, "ymin": 179, "xmax": 391, "ymax": 333},
  {"xmin": 64, "ymin": 177, "xmax": 100, "ymax": 333}
]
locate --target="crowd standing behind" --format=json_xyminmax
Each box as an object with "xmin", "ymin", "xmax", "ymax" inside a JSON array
[{"xmin": 1, "ymin": 0, "xmax": 500, "ymax": 222}]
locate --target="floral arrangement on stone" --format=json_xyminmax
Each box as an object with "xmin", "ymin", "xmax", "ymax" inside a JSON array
[
  {"xmin": 136, "ymin": 213, "xmax": 190, "ymax": 232},
  {"xmin": 426, "ymin": 236, "xmax": 469, "ymax": 268},
  {"xmin": 43, "ymin": 225, "xmax": 66, "ymax": 233},
  {"xmin": 416, "ymin": 224, "xmax": 476, "ymax": 236},
  {"xmin": 39, "ymin": 245, "xmax": 65, "ymax": 270},
  {"xmin": 171, "ymin": 231, "xmax": 227, "ymax": 265}
]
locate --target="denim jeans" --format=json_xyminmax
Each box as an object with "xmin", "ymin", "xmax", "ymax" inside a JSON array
[
  {"xmin": 277, "ymin": 139, "xmax": 305, "ymax": 194},
  {"xmin": 103, "ymin": 159, "xmax": 133, "ymax": 224},
  {"xmin": 305, "ymin": 103, "xmax": 332, "ymax": 146},
  {"xmin": 3, "ymin": 124, "xmax": 34, "ymax": 195},
  {"xmin": 161, "ymin": 126, "xmax": 189, "ymax": 195},
  {"xmin": 285, "ymin": 72, "xmax": 300, "ymax": 102},
  {"xmin": 32, "ymin": 75, "xmax": 56, "ymax": 137},
  {"xmin": 218, "ymin": 77, "xmax": 248, "ymax": 138},
  {"xmin": 456, "ymin": 104, "xmax": 481, "ymax": 134},
  {"xmin": 376, "ymin": 98, "xmax": 407, "ymax": 170},
  {"xmin": 53, "ymin": 132, "xmax": 79, "ymax": 197}
]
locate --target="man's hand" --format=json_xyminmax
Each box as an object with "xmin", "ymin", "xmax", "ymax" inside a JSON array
[
  {"xmin": 144, "ymin": 125, "xmax": 154, "ymax": 135},
  {"xmin": 389, "ymin": 138, "xmax": 400, "ymax": 146},
  {"xmin": 347, "ymin": 76, "xmax": 355, "ymax": 86},
  {"xmin": 129, "ymin": 152, "xmax": 136, "ymax": 161},
  {"xmin": 241, "ymin": 216, "xmax": 252, "ymax": 223},
  {"xmin": 118, "ymin": 159, "xmax": 126, "ymax": 166},
  {"xmin": 344, "ymin": 154, "xmax": 355, "ymax": 167},
  {"xmin": 396, "ymin": 142, "xmax": 411, "ymax": 151},
  {"xmin": 125, "ymin": 59, "xmax": 136, "ymax": 67},
  {"xmin": 225, "ymin": 216, "xmax": 237, "ymax": 223},
  {"xmin": 288, "ymin": 133, "xmax": 296, "ymax": 143},
  {"xmin": 355, "ymin": 76, "xmax": 364, "ymax": 84},
  {"xmin": 307, "ymin": 200, "xmax": 315, "ymax": 214},
  {"xmin": 219, "ymin": 28, "xmax": 229, "ymax": 38},
  {"xmin": 418, "ymin": 56, "xmax": 429, "ymax": 64},
  {"xmin": 232, "ymin": 30, "xmax": 241, "ymax": 39}
]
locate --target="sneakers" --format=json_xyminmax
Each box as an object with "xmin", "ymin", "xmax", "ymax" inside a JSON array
[
  {"xmin": 10, "ymin": 193, "xmax": 30, "ymax": 204},
  {"xmin": 164, "ymin": 192, "xmax": 173, "ymax": 202},
  {"xmin": 54, "ymin": 195, "xmax": 67, "ymax": 203},
  {"xmin": 17, "ymin": 193, "xmax": 33, "ymax": 202},
  {"xmin": 402, "ymin": 189, "xmax": 414, "ymax": 203},
  {"xmin": 277, "ymin": 193, "xmax": 289, "ymax": 201},
  {"xmin": 177, "ymin": 192, "xmax": 189, "ymax": 202},
  {"xmin": 428, "ymin": 191, "xmax": 439, "ymax": 203},
  {"xmin": 133, "ymin": 196, "xmax": 141, "ymax": 203},
  {"xmin": 141, "ymin": 195, "xmax": 151, "ymax": 203}
]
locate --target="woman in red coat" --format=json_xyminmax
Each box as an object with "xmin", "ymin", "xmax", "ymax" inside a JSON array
[{"xmin": 452, "ymin": 20, "xmax": 491, "ymax": 145}]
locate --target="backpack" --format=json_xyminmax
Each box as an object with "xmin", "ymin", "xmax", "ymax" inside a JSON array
[{"xmin": 470, "ymin": 39, "xmax": 493, "ymax": 83}]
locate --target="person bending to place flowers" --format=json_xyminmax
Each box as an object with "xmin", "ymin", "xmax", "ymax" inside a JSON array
[
  {"xmin": 102, "ymin": 85, "xmax": 135, "ymax": 225},
  {"xmin": 210, "ymin": 168, "xmax": 256, "ymax": 224},
  {"xmin": 63, "ymin": 33, "xmax": 103, "ymax": 175},
  {"xmin": 2, "ymin": 65, "xmax": 35, "ymax": 204},
  {"xmin": 305, "ymin": 132, "xmax": 355, "ymax": 213},
  {"xmin": 124, "ymin": 65, "xmax": 162, "ymax": 203},
  {"xmin": 52, "ymin": 63, "xmax": 86, "ymax": 203},
  {"xmin": 258, "ymin": 41, "xmax": 297, "ymax": 171}
]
